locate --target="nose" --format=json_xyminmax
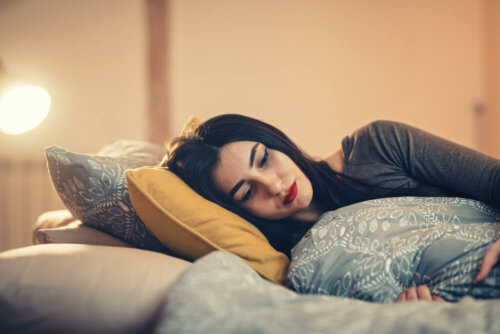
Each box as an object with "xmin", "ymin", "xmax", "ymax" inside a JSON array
[{"xmin": 257, "ymin": 172, "xmax": 282, "ymax": 196}]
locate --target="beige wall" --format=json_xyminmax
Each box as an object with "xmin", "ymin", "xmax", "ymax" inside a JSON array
[
  {"xmin": 169, "ymin": 0, "xmax": 487, "ymax": 157},
  {"xmin": 482, "ymin": 0, "xmax": 500, "ymax": 157},
  {"xmin": 0, "ymin": 0, "xmax": 494, "ymax": 160},
  {"xmin": 0, "ymin": 0, "xmax": 148, "ymax": 156},
  {"xmin": 0, "ymin": 0, "xmax": 148, "ymax": 251}
]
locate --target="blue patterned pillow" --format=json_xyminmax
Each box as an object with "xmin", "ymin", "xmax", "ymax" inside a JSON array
[
  {"xmin": 288, "ymin": 197, "xmax": 500, "ymax": 302},
  {"xmin": 45, "ymin": 141, "xmax": 172, "ymax": 253}
]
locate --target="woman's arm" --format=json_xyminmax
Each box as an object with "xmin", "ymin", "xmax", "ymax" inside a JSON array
[
  {"xmin": 397, "ymin": 285, "xmax": 445, "ymax": 303},
  {"xmin": 476, "ymin": 238, "xmax": 500, "ymax": 282},
  {"xmin": 344, "ymin": 121, "xmax": 500, "ymax": 282},
  {"xmin": 353, "ymin": 120, "xmax": 500, "ymax": 206}
]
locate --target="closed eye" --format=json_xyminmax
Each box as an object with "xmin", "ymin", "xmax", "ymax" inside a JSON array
[
  {"xmin": 241, "ymin": 184, "xmax": 254, "ymax": 202},
  {"xmin": 239, "ymin": 146, "xmax": 269, "ymax": 203}
]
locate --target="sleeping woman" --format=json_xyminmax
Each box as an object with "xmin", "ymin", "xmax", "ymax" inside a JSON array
[{"xmin": 162, "ymin": 113, "xmax": 500, "ymax": 303}]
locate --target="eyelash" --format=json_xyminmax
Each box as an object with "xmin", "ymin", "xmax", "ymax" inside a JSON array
[
  {"xmin": 259, "ymin": 147, "xmax": 269, "ymax": 167},
  {"xmin": 241, "ymin": 185, "xmax": 254, "ymax": 202},
  {"xmin": 241, "ymin": 147, "xmax": 269, "ymax": 202}
]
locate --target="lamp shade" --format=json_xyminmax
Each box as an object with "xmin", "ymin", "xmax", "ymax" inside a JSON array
[
  {"xmin": 0, "ymin": 59, "xmax": 52, "ymax": 135},
  {"xmin": 0, "ymin": 84, "xmax": 51, "ymax": 135}
]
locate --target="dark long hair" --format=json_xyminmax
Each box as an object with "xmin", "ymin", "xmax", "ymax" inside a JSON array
[{"xmin": 163, "ymin": 114, "xmax": 387, "ymax": 256}]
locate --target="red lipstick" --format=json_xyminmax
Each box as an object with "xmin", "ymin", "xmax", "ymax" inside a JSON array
[{"xmin": 283, "ymin": 182, "xmax": 298, "ymax": 205}]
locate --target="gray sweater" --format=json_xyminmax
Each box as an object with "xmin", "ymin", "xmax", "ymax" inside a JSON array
[{"xmin": 341, "ymin": 120, "xmax": 500, "ymax": 206}]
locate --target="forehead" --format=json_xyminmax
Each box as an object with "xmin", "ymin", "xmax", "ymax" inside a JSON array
[
  {"xmin": 213, "ymin": 141, "xmax": 257, "ymax": 192},
  {"xmin": 220, "ymin": 141, "xmax": 256, "ymax": 160}
]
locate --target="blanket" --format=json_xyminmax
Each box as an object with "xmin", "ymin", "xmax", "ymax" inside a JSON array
[{"xmin": 154, "ymin": 251, "xmax": 500, "ymax": 334}]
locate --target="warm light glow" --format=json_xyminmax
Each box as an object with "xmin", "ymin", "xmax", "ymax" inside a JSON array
[{"xmin": 0, "ymin": 85, "xmax": 51, "ymax": 135}]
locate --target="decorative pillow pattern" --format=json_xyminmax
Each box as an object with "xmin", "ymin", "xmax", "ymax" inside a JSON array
[
  {"xmin": 126, "ymin": 167, "xmax": 290, "ymax": 284},
  {"xmin": 45, "ymin": 140, "xmax": 171, "ymax": 253},
  {"xmin": 288, "ymin": 197, "xmax": 500, "ymax": 302}
]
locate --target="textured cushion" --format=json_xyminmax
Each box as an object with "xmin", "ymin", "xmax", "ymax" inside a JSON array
[
  {"xmin": 45, "ymin": 140, "xmax": 171, "ymax": 253},
  {"xmin": 0, "ymin": 244, "xmax": 191, "ymax": 334},
  {"xmin": 125, "ymin": 167, "xmax": 290, "ymax": 284}
]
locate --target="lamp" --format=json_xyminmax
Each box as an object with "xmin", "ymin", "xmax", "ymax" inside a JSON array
[{"xmin": 0, "ymin": 60, "xmax": 51, "ymax": 135}]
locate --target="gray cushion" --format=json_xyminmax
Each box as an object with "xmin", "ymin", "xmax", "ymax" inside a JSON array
[{"xmin": 45, "ymin": 140, "xmax": 171, "ymax": 253}]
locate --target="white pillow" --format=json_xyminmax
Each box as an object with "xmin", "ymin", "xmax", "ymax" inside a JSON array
[
  {"xmin": 32, "ymin": 209, "xmax": 75, "ymax": 238},
  {"xmin": 35, "ymin": 220, "xmax": 134, "ymax": 247},
  {"xmin": 33, "ymin": 209, "xmax": 132, "ymax": 247},
  {"xmin": 0, "ymin": 244, "xmax": 191, "ymax": 334}
]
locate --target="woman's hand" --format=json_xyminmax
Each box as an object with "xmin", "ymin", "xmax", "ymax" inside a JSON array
[
  {"xmin": 396, "ymin": 285, "xmax": 445, "ymax": 303},
  {"xmin": 475, "ymin": 238, "xmax": 500, "ymax": 283}
]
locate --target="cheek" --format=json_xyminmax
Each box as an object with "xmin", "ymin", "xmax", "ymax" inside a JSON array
[
  {"xmin": 246, "ymin": 201, "xmax": 284, "ymax": 220},
  {"xmin": 298, "ymin": 178, "xmax": 314, "ymax": 203},
  {"xmin": 250, "ymin": 200, "xmax": 274, "ymax": 214}
]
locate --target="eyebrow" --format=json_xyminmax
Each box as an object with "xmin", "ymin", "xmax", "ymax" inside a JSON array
[
  {"xmin": 249, "ymin": 142, "xmax": 259, "ymax": 167},
  {"xmin": 229, "ymin": 142, "xmax": 259, "ymax": 199}
]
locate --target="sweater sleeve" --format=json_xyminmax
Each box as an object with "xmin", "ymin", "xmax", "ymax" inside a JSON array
[{"xmin": 342, "ymin": 120, "xmax": 500, "ymax": 206}]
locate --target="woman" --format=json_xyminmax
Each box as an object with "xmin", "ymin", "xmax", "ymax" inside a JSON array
[{"xmin": 164, "ymin": 114, "xmax": 500, "ymax": 302}]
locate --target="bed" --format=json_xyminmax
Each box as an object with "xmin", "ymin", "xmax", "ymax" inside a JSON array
[
  {"xmin": 1, "ymin": 219, "xmax": 499, "ymax": 334},
  {"xmin": 1, "ymin": 125, "xmax": 499, "ymax": 333}
]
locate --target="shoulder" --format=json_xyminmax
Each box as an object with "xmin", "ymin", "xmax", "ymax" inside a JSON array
[
  {"xmin": 342, "ymin": 120, "xmax": 420, "ymax": 159},
  {"xmin": 360, "ymin": 120, "xmax": 411, "ymax": 133},
  {"xmin": 350, "ymin": 120, "xmax": 416, "ymax": 144},
  {"xmin": 342, "ymin": 120, "xmax": 417, "ymax": 166},
  {"xmin": 321, "ymin": 121, "xmax": 406, "ymax": 173}
]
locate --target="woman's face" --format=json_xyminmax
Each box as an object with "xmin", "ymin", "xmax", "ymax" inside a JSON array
[{"xmin": 212, "ymin": 141, "xmax": 318, "ymax": 221}]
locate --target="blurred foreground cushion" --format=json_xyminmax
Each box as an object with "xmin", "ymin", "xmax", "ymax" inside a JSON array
[
  {"xmin": 0, "ymin": 244, "xmax": 191, "ymax": 334},
  {"xmin": 125, "ymin": 167, "xmax": 290, "ymax": 284}
]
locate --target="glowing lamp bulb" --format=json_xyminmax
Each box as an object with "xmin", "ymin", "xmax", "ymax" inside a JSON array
[{"xmin": 0, "ymin": 85, "xmax": 51, "ymax": 135}]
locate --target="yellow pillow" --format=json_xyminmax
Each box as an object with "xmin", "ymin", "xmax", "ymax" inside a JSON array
[
  {"xmin": 126, "ymin": 115, "xmax": 289, "ymax": 284},
  {"xmin": 126, "ymin": 167, "xmax": 290, "ymax": 284}
]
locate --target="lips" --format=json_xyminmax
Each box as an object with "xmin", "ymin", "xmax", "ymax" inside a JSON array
[{"xmin": 283, "ymin": 181, "xmax": 298, "ymax": 205}]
